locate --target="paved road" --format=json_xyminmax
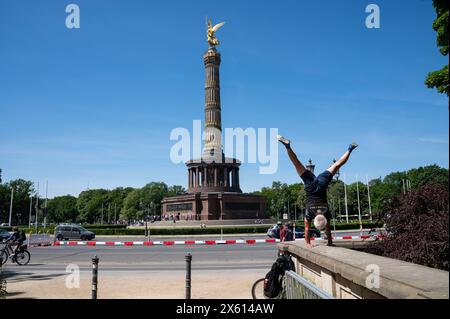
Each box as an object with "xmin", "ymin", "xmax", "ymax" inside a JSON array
[
  {"xmin": 2, "ymin": 230, "xmax": 375, "ymax": 298},
  {"xmin": 8, "ymin": 230, "xmax": 372, "ymax": 272},
  {"xmin": 5, "ymin": 242, "xmax": 279, "ymax": 272}
]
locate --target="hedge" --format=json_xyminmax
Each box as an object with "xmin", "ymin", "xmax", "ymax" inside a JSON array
[
  {"xmin": 83, "ymin": 224, "xmax": 127, "ymax": 230},
  {"xmin": 0, "ymin": 224, "xmax": 126, "ymax": 234},
  {"xmin": 88, "ymin": 226, "xmax": 269, "ymax": 236}
]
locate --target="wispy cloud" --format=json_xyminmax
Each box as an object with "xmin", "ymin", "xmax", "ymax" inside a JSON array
[{"xmin": 419, "ymin": 137, "xmax": 449, "ymax": 144}]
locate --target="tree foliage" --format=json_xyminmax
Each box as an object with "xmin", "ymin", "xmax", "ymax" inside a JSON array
[
  {"xmin": 0, "ymin": 179, "xmax": 35, "ymax": 225},
  {"xmin": 47, "ymin": 195, "xmax": 78, "ymax": 223},
  {"xmin": 253, "ymin": 182, "xmax": 305, "ymax": 219},
  {"xmin": 425, "ymin": 0, "xmax": 449, "ymax": 96}
]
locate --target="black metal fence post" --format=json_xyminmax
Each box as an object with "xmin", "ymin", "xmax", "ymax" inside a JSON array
[
  {"xmin": 185, "ymin": 253, "xmax": 192, "ymax": 299},
  {"xmin": 92, "ymin": 255, "xmax": 99, "ymax": 299}
]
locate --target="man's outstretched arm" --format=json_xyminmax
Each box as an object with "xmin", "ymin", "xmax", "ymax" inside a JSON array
[
  {"xmin": 304, "ymin": 218, "xmax": 313, "ymax": 248},
  {"xmin": 327, "ymin": 143, "xmax": 358, "ymax": 175},
  {"xmin": 277, "ymin": 135, "xmax": 307, "ymax": 178}
]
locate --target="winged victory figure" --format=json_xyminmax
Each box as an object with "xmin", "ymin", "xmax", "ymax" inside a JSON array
[{"xmin": 207, "ymin": 19, "xmax": 225, "ymax": 47}]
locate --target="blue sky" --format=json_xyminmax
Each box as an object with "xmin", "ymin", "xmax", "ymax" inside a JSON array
[{"xmin": 0, "ymin": 0, "xmax": 448, "ymax": 198}]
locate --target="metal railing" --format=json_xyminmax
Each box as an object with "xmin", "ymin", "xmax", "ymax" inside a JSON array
[{"xmin": 284, "ymin": 270, "xmax": 335, "ymax": 299}]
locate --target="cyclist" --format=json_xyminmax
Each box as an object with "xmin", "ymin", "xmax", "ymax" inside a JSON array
[
  {"xmin": 278, "ymin": 135, "xmax": 358, "ymax": 248},
  {"xmin": 7, "ymin": 227, "xmax": 24, "ymax": 255}
]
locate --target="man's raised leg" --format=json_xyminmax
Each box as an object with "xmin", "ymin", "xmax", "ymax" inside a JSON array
[
  {"xmin": 277, "ymin": 135, "xmax": 307, "ymax": 177},
  {"xmin": 327, "ymin": 143, "xmax": 358, "ymax": 176}
]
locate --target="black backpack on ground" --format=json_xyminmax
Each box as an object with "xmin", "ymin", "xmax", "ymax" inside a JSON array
[{"xmin": 263, "ymin": 254, "xmax": 295, "ymax": 298}]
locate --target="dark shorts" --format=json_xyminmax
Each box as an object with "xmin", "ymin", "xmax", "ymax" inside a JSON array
[
  {"xmin": 305, "ymin": 205, "xmax": 332, "ymax": 222},
  {"xmin": 301, "ymin": 170, "xmax": 334, "ymax": 192}
]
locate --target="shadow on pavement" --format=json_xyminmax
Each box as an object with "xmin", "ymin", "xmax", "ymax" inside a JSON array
[{"xmin": 3, "ymin": 270, "xmax": 64, "ymax": 283}]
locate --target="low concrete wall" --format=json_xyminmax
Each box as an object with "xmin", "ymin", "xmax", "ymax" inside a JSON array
[{"xmin": 278, "ymin": 240, "xmax": 449, "ymax": 299}]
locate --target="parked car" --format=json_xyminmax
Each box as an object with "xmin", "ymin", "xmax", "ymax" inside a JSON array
[
  {"xmin": 0, "ymin": 228, "xmax": 12, "ymax": 241},
  {"xmin": 266, "ymin": 225, "xmax": 321, "ymax": 239},
  {"xmin": 54, "ymin": 224, "xmax": 95, "ymax": 241}
]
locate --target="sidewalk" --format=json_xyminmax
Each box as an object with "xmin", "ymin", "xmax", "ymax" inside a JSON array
[{"xmin": 5, "ymin": 269, "xmax": 266, "ymax": 299}]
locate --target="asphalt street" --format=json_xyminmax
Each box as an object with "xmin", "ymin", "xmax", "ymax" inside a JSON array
[
  {"xmin": 2, "ymin": 230, "xmax": 374, "ymax": 298},
  {"xmin": 6, "ymin": 230, "xmax": 371, "ymax": 273}
]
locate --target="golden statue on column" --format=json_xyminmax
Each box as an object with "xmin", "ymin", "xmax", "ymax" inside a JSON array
[{"xmin": 207, "ymin": 19, "xmax": 225, "ymax": 47}]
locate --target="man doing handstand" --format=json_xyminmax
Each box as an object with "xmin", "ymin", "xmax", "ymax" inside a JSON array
[{"xmin": 277, "ymin": 135, "xmax": 358, "ymax": 248}]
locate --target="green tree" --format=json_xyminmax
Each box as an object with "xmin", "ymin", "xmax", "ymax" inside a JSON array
[
  {"xmin": 166, "ymin": 185, "xmax": 187, "ymax": 197},
  {"xmin": 0, "ymin": 179, "xmax": 35, "ymax": 225},
  {"xmin": 139, "ymin": 182, "xmax": 169, "ymax": 215},
  {"xmin": 121, "ymin": 182, "xmax": 170, "ymax": 220},
  {"xmin": 76, "ymin": 189, "xmax": 110, "ymax": 223},
  {"xmin": 346, "ymin": 182, "xmax": 369, "ymax": 221},
  {"xmin": 367, "ymin": 177, "xmax": 391, "ymax": 218},
  {"xmin": 121, "ymin": 189, "xmax": 141, "ymax": 221},
  {"xmin": 327, "ymin": 180, "xmax": 345, "ymax": 218},
  {"xmin": 425, "ymin": 0, "xmax": 449, "ymax": 96},
  {"xmin": 406, "ymin": 165, "xmax": 448, "ymax": 189},
  {"xmin": 47, "ymin": 195, "xmax": 78, "ymax": 223},
  {"xmin": 253, "ymin": 181, "xmax": 300, "ymax": 220},
  {"xmin": 287, "ymin": 183, "xmax": 306, "ymax": 220},
  {"xmin": 107, "ymin": 187, "xmax": 134, "ymax": 222}
]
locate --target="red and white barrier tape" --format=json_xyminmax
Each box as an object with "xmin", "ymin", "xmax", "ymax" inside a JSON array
[{"xmin": 53, "ymin": 235, "xmax": 380, "ymax": 247}]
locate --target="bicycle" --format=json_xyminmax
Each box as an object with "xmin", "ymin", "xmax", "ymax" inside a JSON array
[
  {"xmin": 368, "ymin": 227, "xmax": 386, "ymax": 239},
  {"xmin": 251, "ymin": 253, "xmax": 294, "ymax": 299},
  {"xmin": 0, "ymin": 240, "xmax": 31, "ymax": 266}
]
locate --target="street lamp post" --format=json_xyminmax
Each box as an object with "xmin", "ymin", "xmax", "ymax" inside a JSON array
[
  {"xmin": 343, "ymin": 174, "xmax": 349, "ymax": 223},
  {"xmin": 220, "ymin": 207, "xmax": 223, "ymax": 240},
  {"xmin": 101, "ymin": 202, "xmax": 104, "ymax": 225},
  {"xmin": 366, "ymin": 175, "xmax": 373, "ymax": 222},
  {"xmin": 145, "ymin": 208, "xmax": 149, "ymax": 239},
  {"xmin": 8, "ymin": 187, "xmax": 14, "ymax": 226},
  {"xmin": 29, "ymin": 196, "xmax": 33, "ymax": 228},
  {"xmin": 331, "ymin": 159, "xmax": 340, "ymax": 231},
  {"xmin": 356, "ymin": 175, "xmax": 363, "ymax": 235}
]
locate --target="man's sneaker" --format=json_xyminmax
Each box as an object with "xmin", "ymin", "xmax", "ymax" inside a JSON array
[
  {"xmin": 277, "ymin": 135, "xmax": 290, "ymax": 147},
  {"xmin": 348, "ymin": 142, "xmax": 358, "ymax": 152}
]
